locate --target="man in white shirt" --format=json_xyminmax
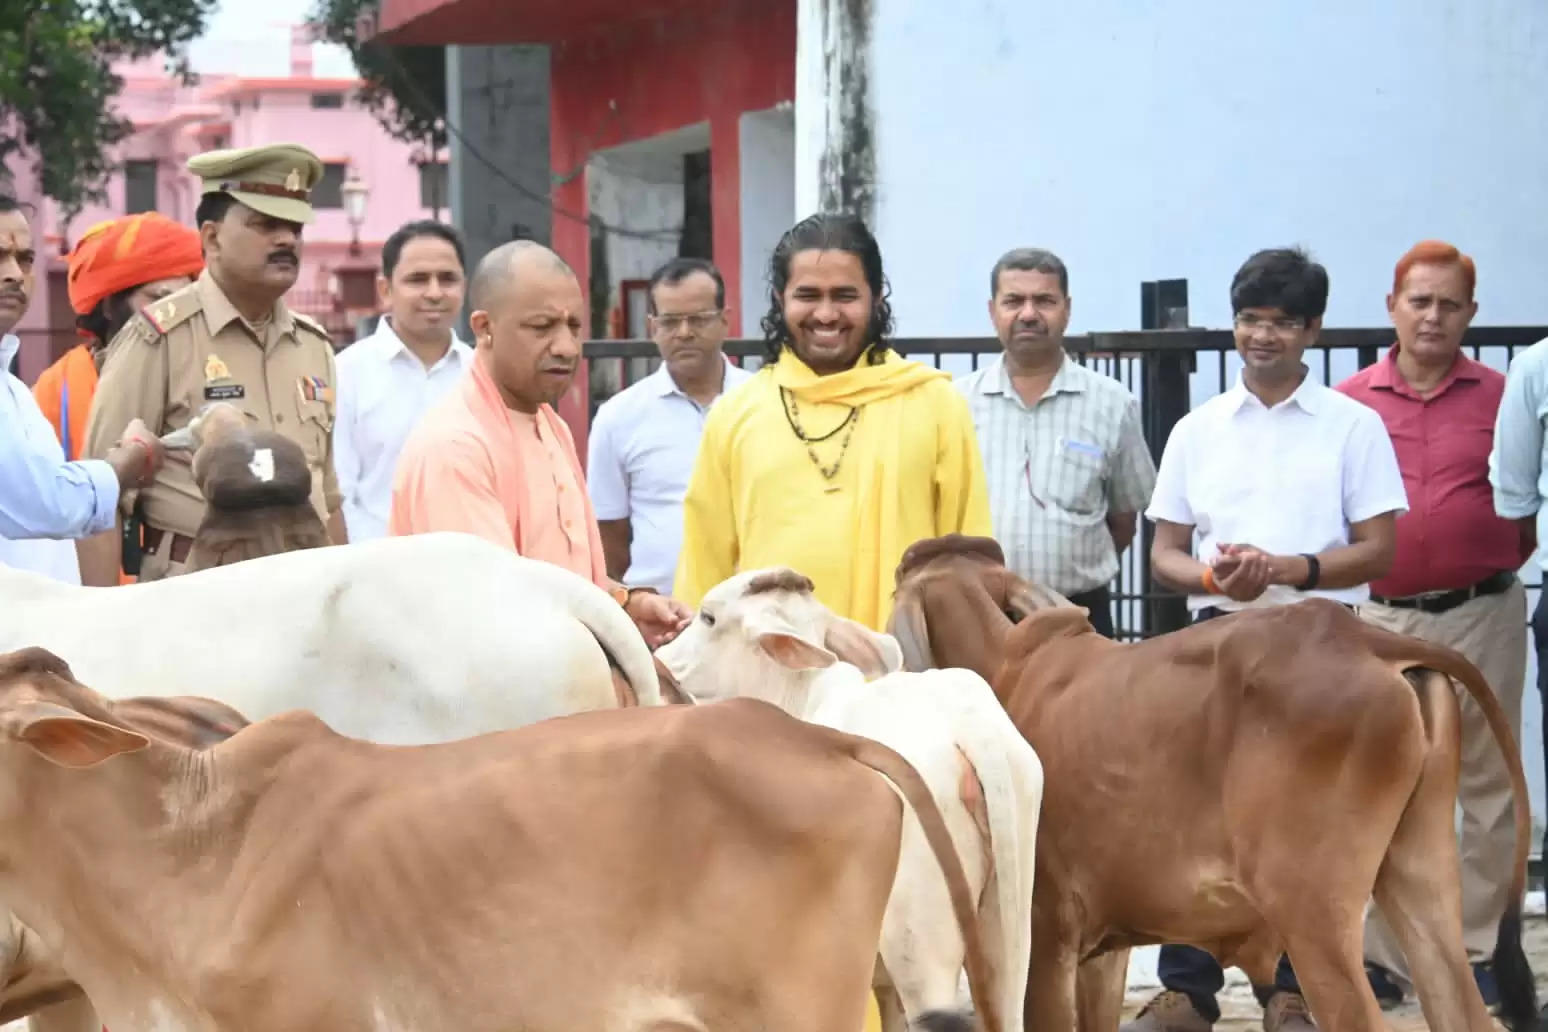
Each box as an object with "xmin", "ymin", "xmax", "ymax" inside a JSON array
[
  {"xmin": 1124, "ymin": 247, "xmax": 1408, "ymax": 1032},
  {"xmin": 587, "ymin": 257, "xmax": 751, "ymax": 594},
  {"xmin": 333, "ymin": 220, "xmax": 473, "ymax": 541},
  {"xmin": 0, "ymin": 195, "xmax": 165, "ymax": 583}
]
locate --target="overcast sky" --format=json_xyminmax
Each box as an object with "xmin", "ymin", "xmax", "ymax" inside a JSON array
[{"xmin": 185, "ymin": 0, "xmax": 358, "ymax": 78}]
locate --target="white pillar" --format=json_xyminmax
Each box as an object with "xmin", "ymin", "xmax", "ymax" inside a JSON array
[{"xmin": 793, "ymin": 0, "xmax": 876, "ymax": 222}]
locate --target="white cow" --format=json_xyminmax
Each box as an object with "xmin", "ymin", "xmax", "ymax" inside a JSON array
[
  {"xmin": 654, "ymin": 567, "xmax": 1043, "ymax": 1032},
  {"xmin": 0, "ymin": 531, "xmax": 661, "ymax": 742},
  {"xmin": 0, "ymin": 530, "xmax": 662, "ymax": 1032}
]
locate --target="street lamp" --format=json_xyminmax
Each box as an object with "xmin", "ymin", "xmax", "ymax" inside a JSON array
[{"xmin": 341, "ymin": 168, "xmax": 369, "ymax": 256}]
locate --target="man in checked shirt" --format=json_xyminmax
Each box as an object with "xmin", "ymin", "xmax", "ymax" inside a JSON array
[{"xmin": 955, "ymin": 247, "xmax": 1156, "ymax": 637}]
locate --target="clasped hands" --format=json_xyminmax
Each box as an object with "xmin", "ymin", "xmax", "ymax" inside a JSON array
[{"xmin": 1203, "ymin": 544, "xmax": 1310, "ymax": 603}]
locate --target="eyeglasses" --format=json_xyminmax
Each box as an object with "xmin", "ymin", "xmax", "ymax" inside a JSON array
[
  {"xmin": 653, "ymin": 310, "xmax": 723, "ymax": 333},
  {"xmin": 1233, "ymin": 313, "xmax": 1305, "ymax": 336}
]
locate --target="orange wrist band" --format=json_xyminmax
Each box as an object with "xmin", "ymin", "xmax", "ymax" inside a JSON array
[{"xmin": 1201, "ymin": 566, "xmax": 1220, "ymax": 594}]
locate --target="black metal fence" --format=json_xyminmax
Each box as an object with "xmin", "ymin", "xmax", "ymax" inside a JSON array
[{"xmin": 586, "ymin": 325, "xmax": 1548, "ymax": 641}]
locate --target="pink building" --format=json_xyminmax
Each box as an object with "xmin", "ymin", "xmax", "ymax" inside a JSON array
[{"xmin": 5, "ymin": 28, "xmax": 447, "ymax": 383}]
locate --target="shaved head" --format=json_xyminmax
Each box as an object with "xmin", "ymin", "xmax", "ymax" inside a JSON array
[
  {"xmin": 468, "ymin": 240, "xmax": 574, "ymax": 314},
  {"xmin": 467, "ymin": 239, "xmax": 586, "ymax": 414}
]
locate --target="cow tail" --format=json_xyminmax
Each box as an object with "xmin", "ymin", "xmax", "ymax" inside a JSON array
[
  {"xmin": 844, "ymin": 734, "xmax": 1003, "ymax": 1032},
  {"xmin": 1364, "ymin": 624, "xmax": 1538, "ymax": 1030},
  {"xmin": 957, "ymin": 709, "xmax": 1042, "ymax": 1032},
  {"xmin": 570, "ymin": 588, "xmax": 662, "ymax": 707}
]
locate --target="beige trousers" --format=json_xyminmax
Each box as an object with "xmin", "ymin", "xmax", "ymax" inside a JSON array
[{"xmin": 1359, "ymin": 578, "xmax": 1528, "ymax": 985}]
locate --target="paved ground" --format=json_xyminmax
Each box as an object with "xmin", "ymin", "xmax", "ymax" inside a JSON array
[{"xmin": 1120, "ymin": 914, "xmax": 1548, "ymax": 1030}]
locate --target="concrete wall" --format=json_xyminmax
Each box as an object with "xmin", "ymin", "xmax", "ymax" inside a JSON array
[
  {"xmin": 798, "ymin": 0, "xmax": 1548, "ymax": 340},
  {"xmin": 739, "ymin": 105, "xmax": 797, "ymax": 338}
]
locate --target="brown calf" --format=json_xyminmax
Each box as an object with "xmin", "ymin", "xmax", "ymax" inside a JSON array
[
  {"xmin": 0, "ymin": 646, "xmax": 998, "ymax": 1032},
  {"xmin": 889, "ymin": 534, "xmax": 1540, "ymax": 1032},
  {"xmin": 0, "ymin": 692, "xmax": 251, "ymax": 1026}
]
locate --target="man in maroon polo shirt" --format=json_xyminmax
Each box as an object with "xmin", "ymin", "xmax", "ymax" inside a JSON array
[{"xmin": 1336, "ymin": 239, "xmax": 1531, "ymax": 1010}]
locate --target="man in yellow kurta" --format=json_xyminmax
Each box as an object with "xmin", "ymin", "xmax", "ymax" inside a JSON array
[{"xmin": 675, "ymin": 213, "xmax": 992, "ymax": 631}]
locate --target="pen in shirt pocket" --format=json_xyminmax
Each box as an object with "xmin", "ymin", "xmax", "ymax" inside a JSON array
[{"xmin": 1022, "ymin": 450, "xmax": 1047, "ymax": 509}]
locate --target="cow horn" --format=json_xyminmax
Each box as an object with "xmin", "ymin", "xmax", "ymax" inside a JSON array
[{"xmin": 888, "ymin": 593, "xmax": 938, "ymax": 672}]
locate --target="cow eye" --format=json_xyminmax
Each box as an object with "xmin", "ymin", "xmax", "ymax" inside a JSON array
[{"xmin": 700, "ymin": 611, "xmax": 716, "ymax": 627}]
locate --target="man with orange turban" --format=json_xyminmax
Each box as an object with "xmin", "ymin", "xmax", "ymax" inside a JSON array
[
  {"xmin": 34, "ymin": 212, "xmax": 203, "ymax": 460},
  {"xmin": 32, "ymin": 212, "xmax": 202, "ymax": 586}
]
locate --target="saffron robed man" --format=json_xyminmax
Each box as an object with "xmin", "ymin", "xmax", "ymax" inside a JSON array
[
  {"xmin": 80, "ymin": 143, "xmax": 347, "ymax": 585},
  {"xmin": 674, "ymin": 213, "xmax": 993, "ymax": 632},
  {"xmin": 390, "ymin": 241, "xmax": 692, "ymax": 648}
]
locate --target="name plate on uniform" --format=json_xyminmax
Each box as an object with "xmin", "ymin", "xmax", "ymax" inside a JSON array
[{"xmin": 204, "ymin": 384, "xmax": 246, "ymax": 401}]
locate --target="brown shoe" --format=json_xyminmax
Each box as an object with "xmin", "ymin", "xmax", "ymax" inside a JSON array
[
  {"xmin": 1263, "ymin": 991, "xmax": 1316, "ymax": 1031},
  {"xmin": 1120, "ymin": 990, "xmax": 1214, "ymax": 1032}
]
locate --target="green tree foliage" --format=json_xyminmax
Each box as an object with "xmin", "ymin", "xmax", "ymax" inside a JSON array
[
  {"xmin": 306, "ymin": 0, "xmax": 445, "ymax": 157},
  {"xmin": 0, "ymin": 0, "xmax": 218, "ymax": 218}
]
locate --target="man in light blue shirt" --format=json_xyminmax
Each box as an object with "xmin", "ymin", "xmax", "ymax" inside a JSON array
[
  {"xmin": 587, "ymin": 258, "xmax": 752, "ymax": 594},
  {"xmin": 1488, "ymin": 335, "xmax": 1548, "ymax": 865},
  {"xmin": 0, "ymin": 195, "xmax": 165, "ymax": 582}
]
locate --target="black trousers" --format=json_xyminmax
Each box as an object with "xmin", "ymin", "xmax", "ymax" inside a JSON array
[
  {"xmin": 1067, "ymin": 582, "xmax": 1115, "ymax": 639},
  {"xmin": 1157, "ymin": 603, "xmax": 1300, "ymax": 1021}
]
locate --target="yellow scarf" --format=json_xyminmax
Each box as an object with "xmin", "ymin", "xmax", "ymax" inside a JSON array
[{"xmin": 771, "ymin": 349, "xmax": 950, "ymax": 628}]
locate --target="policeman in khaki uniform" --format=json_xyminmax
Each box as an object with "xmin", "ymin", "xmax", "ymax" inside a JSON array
[{"xmin": 80, "ymin": 142, "xmax": 346, "ymax": 585}]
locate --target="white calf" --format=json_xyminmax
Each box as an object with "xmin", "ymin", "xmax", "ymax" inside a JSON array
[{"xmin": 655, "ymin": 567, "xmax": 1043, "ymax": 1032}]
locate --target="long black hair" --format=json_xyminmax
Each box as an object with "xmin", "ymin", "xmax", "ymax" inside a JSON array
[
  {"xmin": 759, "ymin": 212, "xmax": 896, "ymax": 365},
  {"xmin": 76, "ymin": 289, "xmax": 139, "ymax": 349}
]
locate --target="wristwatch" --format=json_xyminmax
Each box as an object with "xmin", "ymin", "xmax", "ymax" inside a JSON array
[
  {"xmin": 1296, "ymin": 553, "xmax": 1321, "ymax": 591},
  {"xmin": 610, "ymin": 584, "xmax": 658, "ymax": 607}
]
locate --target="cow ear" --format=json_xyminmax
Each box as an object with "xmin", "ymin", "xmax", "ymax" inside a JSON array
[
  {"xmin": 824, "ymin": 619, "xmax": 903, "ymax": 680},
  {"xmin": 756, "ymin": 631, "xmax": 838, "ymax": 671},
  {"xmin": 9, "ymin": 702, "xmax": 149, "ymax": 769}
]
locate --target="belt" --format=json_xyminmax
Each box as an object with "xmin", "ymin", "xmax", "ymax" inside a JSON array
[
  {"xmin": 142, "ymin": 526, "xmax": 195, "ymax": 565},
  {"xmin": 1368, "ymin": 570, "xmax": 1517, "ymax": 615}
]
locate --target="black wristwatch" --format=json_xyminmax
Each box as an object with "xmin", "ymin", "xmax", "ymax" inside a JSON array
[{"xmin": 1296, "ymin": 553, "xmax": 1321, "ymax": 591}]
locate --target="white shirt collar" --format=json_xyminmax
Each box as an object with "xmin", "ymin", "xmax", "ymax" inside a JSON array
[
  {"xmin": 375, "ymin": 317, "xmax": 470, "ymax": 373},
  {"xmin": 1226, "ymin": 366, "xmax": 1323, "ymax": 415},
  {"xmin": 648, "ymin": 354, "xmax": 742, "ymax": 399},
  {"xmin": 0, "ymin": 334, "xmax": 18, "ymax": 370}
]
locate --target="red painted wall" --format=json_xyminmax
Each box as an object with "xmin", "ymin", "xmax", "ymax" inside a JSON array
[{"xmin": 550, "ymin": 0, "xmax": 795, "ymax": 455}]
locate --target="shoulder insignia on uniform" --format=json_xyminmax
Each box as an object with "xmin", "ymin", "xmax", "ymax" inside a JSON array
[
  {"xmin": 292, "ymin": 311, "xmax": 332, "ymax": 342},
  {"xmin": 139, "ymin": 285, "xmax": 204, "ymax": 335}
]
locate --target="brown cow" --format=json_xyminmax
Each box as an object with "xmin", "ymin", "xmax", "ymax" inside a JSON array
[
  {"xmin": 888, "ymin": 534, "xmax": 1541, "ymax": 1032},
  {"xmin": 0, "ymin": 646, "xmax": 1000, "ymax": 1032},
  {"xmin": 1, "ymin": 692, "xmax": 251, "ymax": 1030}
]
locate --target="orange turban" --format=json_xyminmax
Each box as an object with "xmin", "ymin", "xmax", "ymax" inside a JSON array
[{"xmin": 66, "ymin": 212, "xmax": 204, "ymax": 316}]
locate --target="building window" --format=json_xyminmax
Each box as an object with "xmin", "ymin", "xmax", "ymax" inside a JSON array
[
  {"xmin": 313, "ymin": 163, "xmax": 347, "ymax": 209},
  {"xmin": 124, "ymin": 160, "xmax": 158, "ymax": 214},
  {"xmin": 310, "ymin": 92, "xmax": 345, "ymax": 109},
  {"xmin": 418, "ymin": 161, "xmax": 448, "ymax": 210}
]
